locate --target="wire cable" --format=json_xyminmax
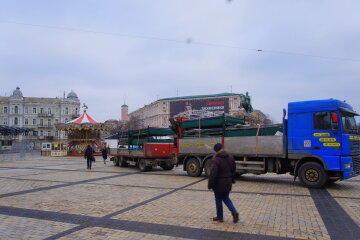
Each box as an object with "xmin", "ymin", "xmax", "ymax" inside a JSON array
[{"xmin": 1, "ymin": 20, "xmax": 359, "ymax": 62}]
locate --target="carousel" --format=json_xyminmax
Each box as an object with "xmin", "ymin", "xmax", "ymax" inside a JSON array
[{"xmin": 56, "ymin": 107, "xmax": 109, "ymax": 156}]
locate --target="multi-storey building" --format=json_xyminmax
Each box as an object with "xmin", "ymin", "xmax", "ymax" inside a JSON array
[
  {"xmin": 0, "ymin": 87, "xmax": 80, "ymax": 148},
  {"xmin": 130, "ymin": 92, "xmax": 253, "ymax": 128}
]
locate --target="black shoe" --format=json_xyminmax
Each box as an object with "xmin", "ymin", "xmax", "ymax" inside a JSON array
[
  {"xmin": 232, "ymin": 212, "xmax": 239, "ymax": 223},
  {"xmin": 212, "ymin": 217, "xmax": 223, "ymax": 222}
]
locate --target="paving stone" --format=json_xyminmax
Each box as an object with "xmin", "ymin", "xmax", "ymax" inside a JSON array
[
  {"xmin": 0, "ymin": 214, "xmax": 77, "ymax": 240},
  {"xmin": 0, "ymin": 156, "xmax": 358, "ymax": 240}
]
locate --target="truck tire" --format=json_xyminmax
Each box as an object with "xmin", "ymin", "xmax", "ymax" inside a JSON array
[
  {"xmin": 186, "ymin": 158, "xmax": 202, "ymax": 177},
  {"xmin": 161, "ymin": 164, "xmax": 174, "ymax": 170},
  {"xmin": 204, "ymin": 159, "xmax": 213, "ymax": 178},
  {"xmin": 138, "ymin": 159, "xmax": 151, "ymax": 172},
  {"xmin": 119, "ymin": 157, "xmax": 128, "ymax": 167},
  {"xmin": 298, "ymin": 162, "xmax": 328, "ymax": 188},
  {"xmin": 112, "ymin": 157, "xmax": 119, "ymax": 166}
]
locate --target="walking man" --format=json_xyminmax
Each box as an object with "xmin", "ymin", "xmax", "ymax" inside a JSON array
[
  {"xmin": 84, "ymin": 145, "xmax": 94, "ymax": 170},
  {"xmin": 208, "ymin": 143, "xmax": 239, "ymax": 223},
  {"xmin": 101, "ymin": 144, "xmax": 108, "ymax": 164}
]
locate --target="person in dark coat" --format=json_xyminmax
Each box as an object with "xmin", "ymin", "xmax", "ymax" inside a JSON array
[
  {"xmin": 101, "ymin": 145, "xmax": 108, "ymax": 164},
  {"xmin": 208, "ymin": 143, "xmax": 239, "ymax": 223},
  {"xmin": 84, "ymin": 145, "xmax": 94, "ymax": 170}
]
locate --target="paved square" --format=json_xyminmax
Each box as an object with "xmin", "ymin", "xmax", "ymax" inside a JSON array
[{"xmin": 0, "ymin": 156, "xmax": 359, "ymax": 240}]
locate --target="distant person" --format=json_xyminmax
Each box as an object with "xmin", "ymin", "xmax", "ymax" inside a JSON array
[
  {"xmin": 101, "ymin": 145, "xmax": 108, "ymax": 164},
  {"xmin": 208, "ymin": 143, "xmax": 239, "ymax": 223},
  {"xmin": 84, "ymin": 145, "xmax": 94, "ymax": 170}
]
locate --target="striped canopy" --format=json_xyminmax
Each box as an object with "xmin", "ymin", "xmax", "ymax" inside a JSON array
[{"xmin": 69, "ymin": 111, "xmax": 98, "ymax": 124}]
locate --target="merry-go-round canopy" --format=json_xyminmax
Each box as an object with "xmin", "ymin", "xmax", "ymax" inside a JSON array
[{"xmin": 56, "ymin": 111, "xmax": 109, "ymax": 130}]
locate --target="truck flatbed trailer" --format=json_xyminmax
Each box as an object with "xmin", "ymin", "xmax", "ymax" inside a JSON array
[{"xmin": 110, "ymin": 128, "xmax": 176, "ymax": 171}]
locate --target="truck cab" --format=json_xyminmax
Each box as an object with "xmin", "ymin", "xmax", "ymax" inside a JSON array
[{"xmin": 288, "ymin": 99, "xmax": 359, "ymax": 187}]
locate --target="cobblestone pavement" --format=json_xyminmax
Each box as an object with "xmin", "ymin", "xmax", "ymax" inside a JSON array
[{"xmin": 0, "ymin": 157, "xmax": 359, "ymax": 240}]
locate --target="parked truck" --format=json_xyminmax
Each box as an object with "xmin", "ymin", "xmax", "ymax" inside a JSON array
[
  {"xmin": 110, "ymin": 127, "xmax": 176, "ymax": 172},
  {"xmin": 171, "ymin": 99, "xmax": 359, "ymax": 188}
]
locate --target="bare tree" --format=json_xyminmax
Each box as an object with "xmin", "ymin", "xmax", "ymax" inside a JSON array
[
  {"xmin": 126, "ymin": 115, "xmax": 144, "ymax": 130},
  {"xmin": 233, "ymin": 109, "xmax": 273, "ymax": 126}
]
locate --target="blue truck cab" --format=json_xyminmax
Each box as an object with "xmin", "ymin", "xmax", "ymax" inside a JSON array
[{"xmin": 288, "ymin": 99, "xmax": 359, "ymax": 187}]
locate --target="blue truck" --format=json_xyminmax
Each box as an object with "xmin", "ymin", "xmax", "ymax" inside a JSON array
[{"xmin": 174, "ymin": 99, "xmax": 359, "ymax": 188}]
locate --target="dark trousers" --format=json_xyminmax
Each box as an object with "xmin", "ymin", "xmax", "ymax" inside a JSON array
[
  {"xmin": 214, "ymin": 191, "xmax": 237, "ymax": 220},
  {"xmin": 87, "ymin": 157, "xmax": 92, "ymax": 169}
]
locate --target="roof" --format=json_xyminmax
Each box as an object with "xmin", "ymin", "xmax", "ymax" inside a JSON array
[
  {"xmin": 288, "ymin": 99, "xmax": 356, "ymax": 114},
  {"xmin": 158, "ymin": 93, "xmax": 245, "ymax": 101},
  {"xmin": 69, "ymin": 111, "xmax": 98, "ymax": 124},
  {"xmin": 11, "ymin": 87, "xmax": 23, "ymax": 97},
  {"xmin": 67, "ymin": 91, "xmax": 78, "ymax": 99}
]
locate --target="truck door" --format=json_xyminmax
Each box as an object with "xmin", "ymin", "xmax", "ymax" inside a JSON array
[{"xmin": 312, "ymin": 111, "xmax": 342, "ymax": 157}]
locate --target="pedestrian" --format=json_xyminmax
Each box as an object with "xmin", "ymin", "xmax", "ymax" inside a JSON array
[
  {"xmin": 101, "ymin": 145, "xmax": 108, "ymax": 164},
  {"xmin": 84, "ymin": 145, "xmax": 94, "ymax": 170},
  {"xmin": 208, "ymin": 143, "xmax": 239, "ymax": 223}
]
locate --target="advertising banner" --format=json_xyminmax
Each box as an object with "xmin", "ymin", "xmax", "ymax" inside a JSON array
[{"xmin": 170, "ymin": 98, "xmax": 229, "ymax": 118}]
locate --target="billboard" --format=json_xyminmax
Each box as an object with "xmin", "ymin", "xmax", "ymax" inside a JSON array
[{"xmin": 170, "ymin": 98, "xmax": 229, "ymax": 119}]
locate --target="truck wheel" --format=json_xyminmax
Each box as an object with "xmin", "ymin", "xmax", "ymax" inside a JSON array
[
  {"xmin": 186, "ymin": 158, "xmax": 202, "ymax": 177},
  {"xmin": 119, "ymin": 157, "xmax": 128, "ymax": 167},
  {"xmin": 138, "ymin": 159, "xmax": 150, "ymax": 172},
  {"xmin": 204, "ymin": 159, "xmax": 213, "ymax": 178},
  {"xmin": 112, "ymin": 157, "xmax": 119, "ymax": 166},
  {"xmin": 298, "ymin": 162, "xmax": 328, "ymax": 188},
  {"xmin": 161, "ymin": 164, "xmax": 174, "ymax": 170}
]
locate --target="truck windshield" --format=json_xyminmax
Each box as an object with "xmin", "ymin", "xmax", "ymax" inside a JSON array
[{"xmin": 341, "ymin": 112, "xmax": 358, "ymax": 134}]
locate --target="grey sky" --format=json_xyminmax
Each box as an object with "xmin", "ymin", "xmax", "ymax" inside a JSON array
[{"xmin": 0, "ymin": 0, "xmax": 359, "ymax": 122}]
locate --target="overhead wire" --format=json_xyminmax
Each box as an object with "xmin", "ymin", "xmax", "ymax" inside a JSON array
[{"xmin": 1, "ymin": 20, "xmax": 359, "ymax": 62}]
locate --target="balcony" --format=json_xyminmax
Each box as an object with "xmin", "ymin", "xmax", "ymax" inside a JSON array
[
  {"xmin": 37, "ymin": 124, "xmax": 53, "ymax": 128},
  {"xmin": 71, "ymin": 114, "xmax": 80, "ymax": 119},
  {"xmin": 38, "ymin": 113, "xmax": 54, "ymax": 118}
]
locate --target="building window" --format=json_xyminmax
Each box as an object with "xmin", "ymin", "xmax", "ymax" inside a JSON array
[
  {"xmin": 40, "ymin": 108, "xmax": 44, "ymax": 114},
  {"xmin": 14, "ymin": 117, "xmax": 18, "ymax": 125},
  {"xmin": 65, "ymin": 107, "xmax": 69, "ymax": 115},
  {"xmin": 14, "ymin": 106, "xmax": 18, "ymax": 114},
  {"xmin": 3, "ymin": 118, "xmax": 8, "ymax": 125},
  {"xmin": 40, "ymin": 119, "xmax": 44, "ymax": 126},
  {"xmin": 48, "ymin": 119, "xmax": 51, "ymax": 127},
  {"xmin": 24, "ymin": 107, "xmax": 28, "ymax": 113},
  {"xmin": 65, "ymin": 118, "xmax": 68, "ymax": 123},
  {"xmin": 55, "ymin": 131, "xmax": 59, "ymax": 137},
  {"xmin": 24, "ymin": 118, "xmax": 29, "ymax": 125},
  {"xmin": 48, "ymin": 108, "xmax": 51, "ymax": 114},
  {"xmin": 33, "ymin": 131, "xmax": 37, "ymax": 136},
  {"xmin": 3, "ymin": 107, "xmax": 8, "ymax": 113},
  {"xmin": 40, "ymin": 130, "xmax": 43, "ymax": 136},
  {"xmin": 32, "ymin": 108, "xmax": 37, "ymax": 114},
  {"xmin": 55, "ymin": 119, "xmax": 59, "ymax": 124},
  {"xmin": 48, "ymin": 131, "xmax": 51, "ymax": 136},
  {"xmin": 33, "ymin": 119, "xmax": 36, "ymax": 125}
]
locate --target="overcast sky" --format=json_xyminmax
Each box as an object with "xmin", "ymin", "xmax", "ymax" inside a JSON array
[{"xmin": 1, "ymin": 0, "xmax": 359, "ymax": 122}]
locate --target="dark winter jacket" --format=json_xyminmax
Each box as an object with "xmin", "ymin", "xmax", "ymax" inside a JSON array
[
  {"xmin": 84, "ymin": 147, "xmax": 94, "ymax": 159},
  {"xmin": 101, "ymin": 148, "xmax": 108, "ymax": 158},
  {"xmin": 208, "ymin": 150, "xmax": 236, "ymax": 192}
]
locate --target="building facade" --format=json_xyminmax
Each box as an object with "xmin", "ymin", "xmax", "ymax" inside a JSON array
[
  {"xmin": 0, "ymin": 87, "xmax": 80, "ymax": 148},
  {"xmin": 130, "ymin": 93, "xmax": 253, "ymax": 128}
]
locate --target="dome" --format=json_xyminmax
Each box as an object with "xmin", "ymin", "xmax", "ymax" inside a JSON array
[
  {"xmin": 11, "ymin": 87, "xmax": 23, "ymax": 97},
  {"xmin": 121, "ymin": 104, "xmax": 128, "ymax": 108},
  {"xmin": 67, "ymin": 91, "xmax": 78, "ymax": 99}
]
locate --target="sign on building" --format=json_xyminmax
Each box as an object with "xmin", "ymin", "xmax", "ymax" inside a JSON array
[{"xmin": 170, "ymin": 98, "xmax": 229, "ymax": 119}]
